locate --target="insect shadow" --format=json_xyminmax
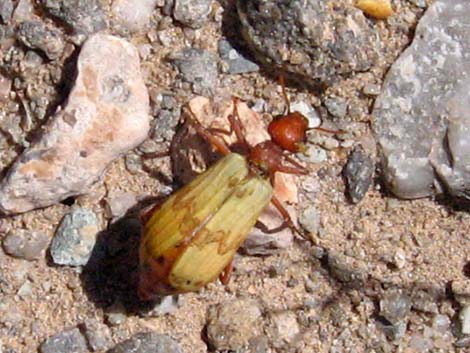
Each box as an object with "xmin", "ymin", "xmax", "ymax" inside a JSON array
[{"xmin": 80, "ymin": 195, "xmax": 169, "ymax": 314}]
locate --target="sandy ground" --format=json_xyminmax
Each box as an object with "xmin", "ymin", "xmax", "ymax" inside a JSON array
[{"xmin": 2, "ymin": 0, "xmax": 469, "ymax": 352}]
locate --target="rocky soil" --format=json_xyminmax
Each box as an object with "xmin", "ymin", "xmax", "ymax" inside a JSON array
[{"xmin": 1, "ymin": 0, "xmax": 470, "ymax": 352}]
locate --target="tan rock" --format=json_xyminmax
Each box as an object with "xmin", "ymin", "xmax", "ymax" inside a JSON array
[{"xmin": 0, "ymin": 33, "xmax": 150, "ymax": 214}]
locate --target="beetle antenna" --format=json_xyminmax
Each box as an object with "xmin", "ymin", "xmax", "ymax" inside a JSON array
[{"xmin": 279, "ymin": 74, "xmax": 291, "ymax": 115}]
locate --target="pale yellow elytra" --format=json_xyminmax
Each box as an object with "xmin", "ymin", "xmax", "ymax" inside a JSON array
[{"xmin": 138, "ymin": 153, "xmax": 273, "ymax": 299}]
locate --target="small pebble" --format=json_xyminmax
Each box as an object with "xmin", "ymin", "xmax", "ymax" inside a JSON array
[
  {"xmin": 104, "ymin": 190, "xmax": 137, "ymax": 220},
  {"xmin": 42, "ymin": 0, "xmax": 107, "ymax": 36},
  {"xmin": 379, "ymin": 290, "xmax": 411, "ymax": 324},
  {"xmin": 298, "ymin": 204, "xmax": 321, "ymax": 235},
  {"xmin": 206, "ymin": 299, "xmax": 264, "ymax": 351},
  {"xmin": 290, "ymin": 101, "xmax": 321, "ymax": 128},
  {"xmin": 170, "ymin": 48, "xmax": 218, "ymax": 95},
  {"xmin": 343, "ymin": 145, "xmax": 374, "ymax": 203},
  {"xmin": 125, "ymin": 153, "xmax": 143, "ymax": 174},
  {"xmin": 172, "ymin": 0, "xmax": 213, "ymax": 29},
  {"xmin": 460, "ymin": 305, "xmax": 470, "ymax": 334},
  {"xmin": 363, "ymin": 83, "xmax": 381, "ymax": 96},
  {"xmin": 0, "ymin": 0, "xmax": 13, "ymax": 23},
  {"xmin": 218, "ymin": 39, "xmax": 259, "ymax": 74},
  {"xmin": 39, "ymin": 328, "xmax": 87, "ymax": 353},
  {"xmin": 266, "ymin": 311, "xmax": 300, "ymax": 348},
  {"xmin": 108, "ymin": 332, "xmax": 182, "ymax": 353},
  {"xmin": 49, "ymin": 208, "xmax": 100, "ymax": 266},
  {"xmin": 16, "ymin": 20, "xmax": 65, "ymax": 60},
  {"xmin": 301, "ymin": 145, "xmax": 327, "ymax": 164},
  {"xmin": 17, "ymin": 280, "xmax": 33, "ymax": 297},
  {"xmin": 327, "ymin": 251, "xmax": 368, "ymax": 284},
  {"xmin": 106, "ymin": 303, "xmax": 128, "ymax": 326},
  {"xmin": 2, "ymin": 229, "xmax": 49, "ymax": 260},
  {"xmin": 82, "ymin": 319, "xmax": 113, "ymax": 352},
  {"xmin": 324, "ymin": 96, "xmax": 347, "ymax": 119}
]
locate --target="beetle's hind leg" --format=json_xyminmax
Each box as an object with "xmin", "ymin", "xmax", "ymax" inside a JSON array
[
  {"xmin": 219, "ymin": 260, "xmax": 234, "ymax": 285},
  {"xmin": 270, "ymin": 194, "xmax": 309, "ymax": 240}
]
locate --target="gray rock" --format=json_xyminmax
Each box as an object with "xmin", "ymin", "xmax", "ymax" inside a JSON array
[
  {"xmin": 124, "ymin": 153, "xmax": 143, "ymax": 174},
  {"xmin": 373, "ymin": 0, "xmax": 470, "ymax": 199},
  {"xmin": 379, "ymin": 321, "xmax": 407, "ymax": 341},
  {"xmin": 379, "ymin": 290, "xmax": 411, "ymax": 325},
  {"xmin": 16, "ymin": 20, "xmax": 65, "ymax": 60},
  {"xmin": 0, "ymin": 0, "xmax": 13, "ymax": 23},
  {"xmin": 298, "ymin": 204, "xmax": 321, "ymax": 235},
  {"xmin": 206, "ymin": 299, "xmax": 264, "ymax": 351},
  {"xmin": 50, "ymin": 208, "xmax": 99, "ymax": 266},
  {"xmin": 39, "ymin": 328, "xmax": 87, "ymax": 353},
  {"xmin": 42, "ymin": 0, "xmax": 107, "ymax": 36},
  {"xmin": 172, "ymin": 0, "xmax": 212, "ymax": 29},
  {"xmin": 0, "ymin": 34, "xmax": 150, "ymax": 214},
  {"xmin": 111, "ymin": 0, "xmax": 158, "ymax": 32},
  {"xmin": 343, "ymin": 145, "xmax": 374, "ymax": 203},
  {"xmin": 327, "ymin": 250, "xmax": 368, "ymax": 284},
  {"xmin": 169, "ymin": 48, "xmax": 218, "ymax": 95},
  {"xmin": 237, "ymin": 0, "xmax": 380, "ymax": 87},
  {"xmin": 105, "ymin": 302, "xmax": 127, "ymax": 326},
  {"xmin": 2, "ymin": 229, "xmax": 49, "ymax": 260},
  {"xmin": 82, "ymin": 319, "xmax": 113, "ymax": 352},
  {"xmin": 324, "ymin": 97, "xmax": 347, "ymax": 119},
  {"xmin": 218, "ymin": 39, "xmax": 259, "ymax": 74},
  {"xmin": 265, "ymin": 311, "xmax": 300, "ymax": 348},
  {"xmin": 107, "ymin": 332, "xmax": 182, "ymax": 353}
]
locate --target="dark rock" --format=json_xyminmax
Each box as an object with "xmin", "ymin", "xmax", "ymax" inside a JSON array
[
  {"xmin": 343, "ymin": 145, "xmax": 374, "ymax": 203},
  {"xmin": 16, "ymin": 20, "xmax": 65, "ymax": 60},
  {"xmin": 41, "ymin": 0, "xmax": 107, "ymax": 36},
  {"xmin": 218, "ymin": 39, "xmax": 259, "ymax": 74},
  {"xmin": 236, "ymin": 0, "xmax": 380, "ymax": 87}
]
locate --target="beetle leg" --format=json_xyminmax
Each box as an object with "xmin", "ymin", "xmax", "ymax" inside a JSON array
[
  {"xmin": 185, "ymin": 107, "xmax": 232, "ymax": 156},
  {"xmin": 226, "ymin": 97, "xmax": 249, "ymax": 147},
  {"xmin": 270, "ymin": 195, "xmax": 309, "ymax": 240},
  {"xmin": 219, "ymin": 260, "xmax": 234, "ymax": 285},
  {"xmin": 281, "ymin": 154, "xmax": 310, "ymax": 174}
]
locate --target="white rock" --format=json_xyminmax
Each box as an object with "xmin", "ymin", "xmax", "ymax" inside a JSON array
[
  {"xmin": 460, "ymin": 305, "xmax": 470, "ymax": 335},
  {"xmin": 0, "ymin": 34, "xmax": 150, "ymax": 214},
  {"xmin": 112, "ymin": 0, "xmax": 158, "ymax": 32}
]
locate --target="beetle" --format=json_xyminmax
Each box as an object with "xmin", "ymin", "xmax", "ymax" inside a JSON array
[{"xmin": 138, "ymin": 94, "xmax": 312, "ymax": 300}]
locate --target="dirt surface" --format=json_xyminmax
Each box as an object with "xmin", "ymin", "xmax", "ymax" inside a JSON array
[{"xmin": 2, "ymin": 0, "xmax": 469, "ymax": 352}]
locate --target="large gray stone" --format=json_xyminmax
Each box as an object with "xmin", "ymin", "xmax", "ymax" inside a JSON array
[{"xmin": 373, "ymin": 0, "xmax": 470, "ymax": 199}]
